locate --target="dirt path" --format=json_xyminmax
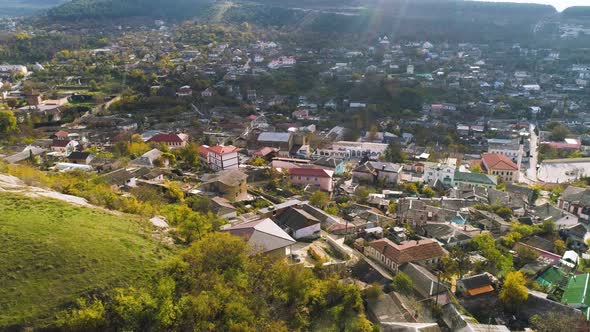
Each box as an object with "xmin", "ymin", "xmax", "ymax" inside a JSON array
[{"xmin": 0, "ymin": 173, "xmax": 120, "ymax": 215}]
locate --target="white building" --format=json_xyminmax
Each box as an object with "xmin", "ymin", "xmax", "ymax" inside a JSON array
[
  {"xmin": 316, "ymin": 141, "xmax": 388, "ymax": 159},
  {"xmin": 423, "ymin": 159, "xmax": 457, "ymax": 186},
  {"xmin": 537, "ymin": 158, "xmax": 590, "ymax": 183},
  {"xmin": 199, "ymin": 145, "xmax": 240, "ymax": 171},
  {"xmin": 487, "ymin": 138, "xmax": 524, "ymax": 165},
  {"xmin": 0, "ymin": 65, "xmax": 27, "ymax": 76}
]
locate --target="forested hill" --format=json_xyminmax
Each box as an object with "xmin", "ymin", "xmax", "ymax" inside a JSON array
[
  {"xmin": 47, "ymin": 0, "xmax": 215, "ymax": 20},
  {"xmin": 226, "ymin": 0, "xmax": 556, "ymax": 44},
  {"xmin": 46, "ymin": 0, "xmax": 559, "ymax": 43},
  {"xmin": 48, "ymin": 0, "xmax": 556, "ymax": 21},
  {"xmin": 562, "ymin": 6, "xmax": 590, "ymax": 19}
]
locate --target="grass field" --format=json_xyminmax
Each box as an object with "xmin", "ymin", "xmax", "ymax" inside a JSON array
[{"xmin": 0, "ymin": 192, "xmax": 172, "ymax": 328}]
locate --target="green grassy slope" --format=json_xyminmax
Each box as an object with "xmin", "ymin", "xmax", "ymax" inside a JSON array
[{"xmin": 0, "ymin": 192, "xmax": 171, "ymax": 328}]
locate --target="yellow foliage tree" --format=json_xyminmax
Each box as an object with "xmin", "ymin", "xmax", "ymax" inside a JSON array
[{"xmin": 500, "ymin": 271, "xmax": 528, "ymax": 309}]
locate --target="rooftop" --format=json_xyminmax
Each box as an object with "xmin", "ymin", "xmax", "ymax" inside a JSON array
[
  {"xmin": 481, "ymin": 153, "xmax": 518, "ymax": 171},
  {"xmin": 369, "ymin": 238, "xmax": 445, "ymax": 265},
  {"xmin": 257, "ymin": 132, "xmax": 292, "ymax": 143}
]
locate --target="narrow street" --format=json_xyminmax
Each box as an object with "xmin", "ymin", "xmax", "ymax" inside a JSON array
[{"xmin": 526, "ymin": 123, "xmax": 539, "ymax": 183}]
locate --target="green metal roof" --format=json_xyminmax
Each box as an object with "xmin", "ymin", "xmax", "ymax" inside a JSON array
[
  {"xmin": 562, "ymin": 273, "xmax": 590, "ymax": 308},
  {"xmin": 454, "ymin": 171, "xmax": 497, "ymax": 186},
  {"xmin": 537, "ymin": 267, "xmax": 567, "ymax": 287}
]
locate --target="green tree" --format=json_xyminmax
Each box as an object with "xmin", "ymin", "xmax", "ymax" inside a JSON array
[
  {"xmin": 499, "ymin": 271, "xmax": 528, "ymax": 309},
  {"xmin": 472, "ymin": 233, "xmax": 513, "ymax": 274},
  {"xmin": 516, "ymin": 245, "xmax": 539, "ymax": 265},
  {"xmin": 354, "ymin": 187, "xmax": 370, "ymax": 204},
  {"xmin": 186, "ymin": 195, "xmax": 212, "ymax": 213},
  {"xmin": 384, "ymin": 143, "xmax": 407, "ymax": 163},
  {"xmin": 387, "ymin": 200, "xmax": 397, "ymax": 215},
  {"xmin": 389, "ymin": 272, "xmax": 413, "ymax": 295},
  {"xmin": 111, "ymin": 288, "xmax": 157, "ymax": 331},
  {"xmin": 549, "ymin": 124, "xmax": 570, "ymax": 141},
  {"xmin": 309, "ymin": 190, "xmax": 330, "ymax": 209},
  {"xmin": 0, "ymin": 111, "xmax": 18, "ymax": 136},
  {"xmin": 421, "ymin": 187, "xmax": 436, "ymax": 198},
  {"xmin": 554, "ymin": 239, "xmax": 566, "ymax": 255}
]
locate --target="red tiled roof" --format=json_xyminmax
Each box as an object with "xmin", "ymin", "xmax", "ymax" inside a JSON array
[
  {"xmin": 208, "ymin": 145, "xmax": 239, "ymax": 155},
  {"xmin": 148, "ymin": 133, "xmax": 183, "ymax": 143},
  {"xmin": 481, "ymin": 153, "xmax": 518, "ymax": 171},
  {"xmin": 289, "ymin": 167, "xmax": 331, "ymax": 178},
  {"xmin": 198, "ymin": 145, "xmax": 210, "ymax": 157},
  {"xmin": 54, "ymin": 130, "xmax": 68, "ymax": 137},
  {"xmin": 369, "ymin": 238, "xmax": 445, "ymax": 265}
]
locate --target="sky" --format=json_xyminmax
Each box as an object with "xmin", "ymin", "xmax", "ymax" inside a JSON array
[{"xmin": 473, "ymin": 0, "xmax": 589, "ymax": 11}]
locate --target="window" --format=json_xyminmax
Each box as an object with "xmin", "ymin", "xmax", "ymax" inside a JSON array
[
  {"xmin": 315, "ymin": 177, "xmax": 318, "ymax": 181},
  {"xmin": 298, "ymin": 176, "xmax": 301, "ymax": 180}
]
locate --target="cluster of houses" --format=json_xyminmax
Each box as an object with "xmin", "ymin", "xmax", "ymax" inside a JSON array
[{"xmin": 2, "ymin": 23, "xmax": 590, "ymax": 331}]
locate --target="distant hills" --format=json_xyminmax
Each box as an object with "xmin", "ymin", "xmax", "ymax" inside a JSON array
[{"xmin": 0, "ymin": 0, "xmax": 66, "ymax": 17}]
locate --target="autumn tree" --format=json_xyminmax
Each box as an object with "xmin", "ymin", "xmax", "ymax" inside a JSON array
[
  {"xmin": 470, "ymin": 163, "xmax": 484, "ymax": 173},
  {"xmin": 499, "ymin": 271, "xmax": 528, "ymax": 310},
  {"xmin": 56, "ymin": 297, "xmax": 108, "ymax": 331}
]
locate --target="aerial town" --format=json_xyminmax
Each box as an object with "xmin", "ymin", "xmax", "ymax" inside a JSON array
[{"xmin": 1, "ymin": 0, "xmax": 590, "ymax": 331}]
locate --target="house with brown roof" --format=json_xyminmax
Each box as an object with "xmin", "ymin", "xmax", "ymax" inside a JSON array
[
  {"xmin": 481, "ymin": 153, "xmax": 519, "ymax": 183},
  {"xmin": 456, "ymin": 273, "xmax": 495, "ymax": 297},
  {"xmin": 201, "ymin": 169, "xmax": 248, "ymax": 202},
  {"xmin": 366, "ymin": 238, "xmax": 445, "ymax": 273},
  {"xmin": 288, "ymin": 167, "xmax": 334, "ymax": 192},
  {"xmin": 147, "ymin": 133, "xmax": 188, "ymax": 149},
  {"xmin": 53, "ymin": 130, "xmax": 69, "ymax": 140},
  {"xmin": 252, "ymin": 147, "xmax": 279, "ymax": 160}
]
